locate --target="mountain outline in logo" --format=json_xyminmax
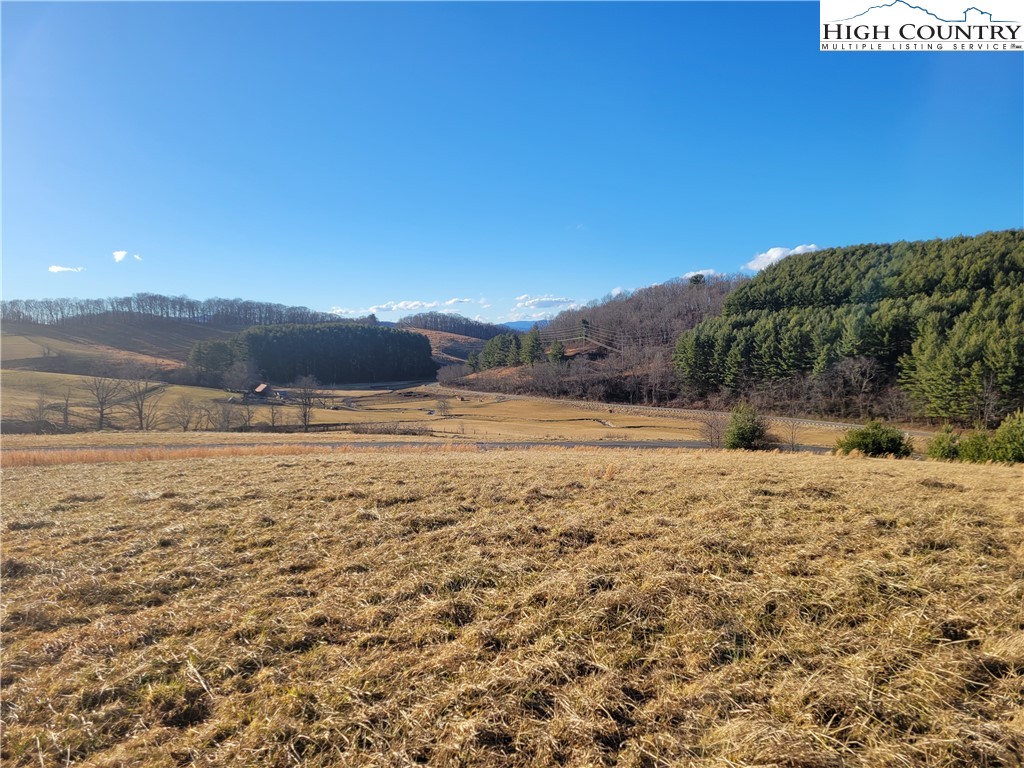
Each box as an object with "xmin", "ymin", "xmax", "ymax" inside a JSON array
[{"xmin": 829, "ymin": 0, "xmax": 1017, "ymax": 23}]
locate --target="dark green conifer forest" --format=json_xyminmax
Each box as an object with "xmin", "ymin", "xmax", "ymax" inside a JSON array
[
  {"xmin": 673, "ymin": 230, "xmax": 1024, "ymax": 424},
  {"xmin": 233, "ymin": 324, "xmax": 437, "ymax": 384}
]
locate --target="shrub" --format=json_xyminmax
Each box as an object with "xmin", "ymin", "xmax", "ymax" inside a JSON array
[
  {"xmin": 724, "ymin": 405, "xmax": 770, "ymax": 450},
  {"xmin": 957, "ymin": 430, "xmax": 991, "ymax": 463},
  {"xmin": 990, "ymin": 410, "xmax": 1024, "ymax": 464},
  {"xmin": 835, "ymin": 421, "xmax": 912, "ymax": 458},
  {"xmin": 926, "ymin": 424, "xmax": 959, "ymax": 460}
]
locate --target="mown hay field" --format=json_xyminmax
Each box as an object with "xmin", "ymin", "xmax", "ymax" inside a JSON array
[
  {"xmin": 2, "ymin": 373, "xmax": 863, "ymax": 452},
  {"xmin": 2, "ymin": 449, "xmax": 1022, "ymax": 767}
]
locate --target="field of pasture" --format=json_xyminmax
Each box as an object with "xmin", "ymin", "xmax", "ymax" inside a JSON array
[
  {"xmin": 1, "ymin": 368, "xmax": 897, "ymax": 457},
  {"xmin": 2, "ymin": 448, "xmax": 1021, "ymax": 767}
]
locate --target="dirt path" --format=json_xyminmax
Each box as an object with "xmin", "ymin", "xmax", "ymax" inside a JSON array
[{"xmin": 428, "ymin": 384, "xmax": 936, "ymax": 437}]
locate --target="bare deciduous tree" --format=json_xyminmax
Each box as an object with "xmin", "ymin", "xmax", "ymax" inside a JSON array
[
  {"xmin": 167, "ymin": 397, "xmax": 200, "ymax": 432},
  {"xmin": 237, "ymin": 401, "xmax": 256, "ymax": 429},
  {"xmin": 123, "ymin": 366, "xmax": 165, "ymax": 430},
  {"xmin": 212, "ymin": 402, "xmax": 239, "ymax": 431},
  {"xmin": 292, "ymin": 375, "xmax": 320, "ymax": 432},
  {"xmin": 22, "ymin": 395, "xmax": 52, "ymax": 423},
  {"xmin": 779, "ymin": 418, "xmax": 801, "ymax": 452},
  {"xmin": 82, "ymin": 373, "xmax": 127, "ymax": 430},
  {"xmin": 222, "ymin": 358, "xmax": 260, "ymax": 392},
  {"xmin": 59, "ymin": 385, "xmax": 74, "ymax": 428},
  {"xmin": 266, "ymin": 399, "xmax": 283, "ymax": 429},
  {"xmin": 697, "ymin": 412, "xmax": 729, "ymax": 449}
]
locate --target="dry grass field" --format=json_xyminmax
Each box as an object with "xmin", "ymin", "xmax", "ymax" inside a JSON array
[
  {"xmin": 1, "ymin": 320, "xmax": 234, "ymax": 372},
  {"xmin": 2, "ymin": 372, "xmax": 867, "ymax": 452},
  {"xmin": 2, "ymin": 449, "xmax": 1022, "ymax": 767}
]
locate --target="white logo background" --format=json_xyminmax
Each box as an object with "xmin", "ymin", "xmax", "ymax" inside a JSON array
[{"xmin": 820, "ymin": 0, "xmax": 1022, "ymax": 50}]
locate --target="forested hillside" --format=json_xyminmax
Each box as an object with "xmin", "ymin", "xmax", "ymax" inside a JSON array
[
  {"xmin": 397, "ymin": 312, "xmax": 508, "ymax": 340},
  {"xmin": 233, "ymin": 324, "xmax": 437, "ymax": 384},
  {"xmin": 444, "ymin": 276, "xmax": 745, "ymax": 403},
  {"xmin": 674, "ymin": 230, "xmax": 1024, "ymax": 423},
  {"xmin": 0, "ymin": 293, "xmax": 355, "ymax": 328}
]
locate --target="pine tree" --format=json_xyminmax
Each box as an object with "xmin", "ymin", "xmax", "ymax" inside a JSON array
[
  {"xmin": 548, "ymin": 340, "xmax": 566, "ymax": 364},
  {"xmin": 521, "ymin": 329, "xmax": 543, "ymax": 366}
]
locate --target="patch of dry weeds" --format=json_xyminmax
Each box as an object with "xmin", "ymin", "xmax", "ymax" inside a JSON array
[{"xmin": 2, "ymin": 450, "xmax": 1021, "ymax": 766}]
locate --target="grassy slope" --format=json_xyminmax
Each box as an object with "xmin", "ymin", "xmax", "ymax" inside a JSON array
[
  {"xmin": 2, "ymin": 449, "xmax": 1021, "ymax": 767},
  {"xmin": 406, "ymin": 328, "xmax": 487, "ymax": 364},
  {"xmin": 0, "ymin": 371, "xmax": 227, "ymax": 427},
  {"xmin": 1, "ymin": 384, "xmax": 869, "ymax": 450},
  {"xmin": 1, "ymin": 318, "xmax": 235, "ymax": 373}
]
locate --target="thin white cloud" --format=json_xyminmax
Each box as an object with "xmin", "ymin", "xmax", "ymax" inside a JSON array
[
  {"xmin": 371, "ymin": 300, "xmax": 440, "ymax": 313},
  {"xmin": 682, "ymin": 269, "xmax": 720, "ymax": 279},
  {"xmin": 610, "ymin": 286, "xmax": 625, "ymax": 297},
  {"xmin": 48, "ymin": 265, "xmax": 85, "ymax": 273},
  {"xmin": 513, "ymin": 294, "xmax": 578, "ymax": 310},
  {"xmin": 502, "ymin": 310, "xmax": 557, "ymax": 322},
  {"xmin": 133, "ymin": 254, "xmax": 142, "ymax": 261},
  {"xmin": 113, "ymin": 250, "xmax": 128, "ymax": 263},
  {"xmin": 745, "ymin": 244, "xmax": 819, "ymax": 272},
  {"xmin": 331, "ymin": 298, "xmax": 476, "ymax": 316}
]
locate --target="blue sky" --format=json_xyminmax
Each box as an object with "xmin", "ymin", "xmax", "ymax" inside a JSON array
[{"xmin": 3, "ymin": 2, "xmax": 1022, "ymax": 323}]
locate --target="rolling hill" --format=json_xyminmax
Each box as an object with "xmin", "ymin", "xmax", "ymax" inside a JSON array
[
  {"xmin": 1, "ymin": 317, "xmax": 236, "ymax": 375},
  {"xmin": 406, "ymin": 328, "xmax": 488, "ymax": 365}
]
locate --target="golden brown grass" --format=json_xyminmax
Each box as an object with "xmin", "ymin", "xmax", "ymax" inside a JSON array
[
  {"xmin": 4, "ymin": 371, "xmax": 891, "ymax": 451},
  {"xmin": 0, "ymin": 444, "xmax": 339, "ymax": 468},
  {"xmin": 2, "ymin": 449, "xmax": 1021, "ymax": 767}
]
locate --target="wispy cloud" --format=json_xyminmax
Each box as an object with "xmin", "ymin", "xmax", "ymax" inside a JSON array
[
  {"xmin": 609, "ymin": 286, "xmax": 626, "ymax": 297},
  {"xmin": 330, "ymin": 298, "xmax": 477, "ymax": 316},
  {"xmin": 113, "ymin": 250, "xmax": 128, "ymax": 263},
  {"xmin": 746, "ymin": 244, "xmax": 819, "ymax": 272},
  {"xmin": 370, "ymin": 300, "xmax": 435, "ymax": 313},
  {"xmin": 48, "ymin": 265, "xmax": 85, "ymax": 273},
  {"xmin": 503, "ymin": 310, "xmax": 557, "ymax": 322},
  {"xmin": 682, "ymin": 269, "xmax": 720, "ymax": 279},
  {"xmin": 513, "ymin": 294, "xmax": 578, "ymax": 310},
  {"xmin": 133, "ymin": 254, "xmax": 142, "ymax": 261}
]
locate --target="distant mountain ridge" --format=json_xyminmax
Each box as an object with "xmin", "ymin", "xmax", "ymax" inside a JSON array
[{"xmin": 503, "ymin": 320, "xmax": 550, "ymax": 332}]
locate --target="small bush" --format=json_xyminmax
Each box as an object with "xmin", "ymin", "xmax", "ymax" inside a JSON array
[
  {"xmin": 957, "ymin": 430, "xmax": 991, "ymax": 463},
  {"xmin": 927, "ymin": 412, "xmax": 1024, "ymax": 465},
  {"xmin": 835, "ymin": 421, "xmax": 912, "ymax": 458},
  {"xmin": 990, "ymin": 409, "xmax": 1024, "ymax": 463},
  {"xmin": 927, "ymin": 424, "xmax": 959, "ymax": 460},
  {"xmin": 724, "ymin": 405, "xmax": 770, "ymax": 450}
]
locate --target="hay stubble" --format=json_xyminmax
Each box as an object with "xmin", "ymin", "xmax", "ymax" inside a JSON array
[{"xmin": 2, "ymin": 450, "xmax": 1022, "ymax": 767}]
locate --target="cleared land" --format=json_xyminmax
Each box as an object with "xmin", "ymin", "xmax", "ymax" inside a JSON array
[
  {"xmin": 0, "ymin": 320, "xmax": 475, "ymax": 375},
  {"xmin": 2, "ymin": 372, "xmax": 915, "ymax": 456},
  {"xmin": 2, "ymin": 449, "xmax": 1022, "ymax": 767},
  {"xmin": 1, "ymin": 319, "xmax": 234, "ymax": 368},
  {"xmin": 406, "ymin": 328, "xmax": 486, "ymax": 364}
]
